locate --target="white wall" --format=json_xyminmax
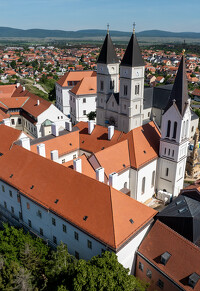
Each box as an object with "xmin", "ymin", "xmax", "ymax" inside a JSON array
[
  {"xmin": 56, "ymin": 83, "xmax": 71, "ymax": 116},
  {"xmin": 117, "ymin": 223, "xmax": 152, "ymax": 274}
]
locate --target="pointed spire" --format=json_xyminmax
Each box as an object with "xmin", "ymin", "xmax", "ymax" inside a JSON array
[
  {"xmin": 164, "ymin": 53, "xmax": 189, "ymax": 116},
  {"xmin": 121, "ymin": 28, "xmax": 144, "ymax": 67},
  {"xmin": 97, "ymin": 26, "xmax": 119, "ymax": 64}
]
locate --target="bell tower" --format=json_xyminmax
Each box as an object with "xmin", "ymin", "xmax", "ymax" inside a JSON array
[
  {"xmin": 96, "ymin": 25, "xmax": 119, "ymax": 127},
  {"xmin": 118, "ymin": 24, "xmax": 145, "ymax": 132},
  {"xmin": 156, "ymin": 52, "xmax": 191, "ymax": 197}
]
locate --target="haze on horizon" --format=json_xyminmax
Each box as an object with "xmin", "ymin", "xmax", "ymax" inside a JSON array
[{"xmin": 0, "ymin": 0, "xmax": 199, "ymax": 33}]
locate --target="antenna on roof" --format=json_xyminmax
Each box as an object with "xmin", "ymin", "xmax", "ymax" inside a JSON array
[
  {"xmin": 107, "ymin": 23, "xmax": 110, "ymax": 34},
  {"xmin": 133, "ymin": 22, "xmax": 136, "ymax": 34}
]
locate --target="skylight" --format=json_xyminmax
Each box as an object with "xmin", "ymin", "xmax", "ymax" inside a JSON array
[
  {"xmin": 30, "ymin": 185, "xmax": 34, "ymax": 189},
  {"xmin": 178, "ymin": 207, "xmax": 188, "ymax": 214},
  {"xmin": 129, "ymin": 218, "xmax": 134, "ymax": 224},
  {"xmin": 188, "ymin": 273, "xmax": 200, "ymax": 289},
  {"xmin": 83, "ymin": 216, "xmax": 88, "ymax": 221},
  {"xmin": 54, "ymin": 199, "xmax": 59, "ymax": 204},
  {"xmin": 10, "ymin": 174, "xmax": 13, "ymax": 178}
]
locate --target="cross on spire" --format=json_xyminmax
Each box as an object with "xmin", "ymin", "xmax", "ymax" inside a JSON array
[
  {"xmin": 107, "ymin": 23, "xmax": 110, "ymax": 34},
  {"xmin": 133, "ymin": 22, "xmax": 136, "ymax": 34}
]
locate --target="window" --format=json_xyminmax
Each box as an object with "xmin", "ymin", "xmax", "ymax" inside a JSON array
[
  {"xmin": 9, "ymin": 190, "xmax": 12, "ymax": 197},
  {"xmin": 141, "ymin": 177, "xmax": 146, "ymax": 194},
  {"xmin": 52, "ymin": 217, "xmax": 56, "ymax": 226},
  {"xmin": 101, "ymin": 98, "xmax": 103, "ymax": 104},
  {"xmin": 17, "ymin": 193, "xmax": 20, "ymax": 202},
  {"xmin": 148, "ymin": 112, "xmax": 150, "ymax": 117},
  {"xmin": 168, "ymin": 149, "xmax": 170, "ymax": 156},
  {"xmin": 182, "ymin": 121, "xmax": 185, "ymax": 139},
  {"xmin": 2, "ymin": 185, "xmax": 5, "ymax": 192},
  {"xmin": 110, "ymin": 80, "xmax": 114, "ymax": 90},
  {"xmin": 62, "ymin": 159, "xmax": 65, "ymax": 164},
  {"xmin": 11, "ymin": 119, "xmax": 15, "ymax": 125},
  {"xmin": 151, "ymin": 171, "xmax": 155, "ymax": 187},
  {"xmin": 37, "ymin": 210, "xmax": 42, "ymax": 218},
  {"xmin": 53, "ymin": 236, "xmax": 57, "ymax": 244},
  {"xmin": 83, "ymin": 98, "xmax": 86, "ymax": 103},
  {"xmin": 173, "ymin": 122, "xmax": 177, "ymax": 139},
  {"xmin": 87, "ymin": 240, "xmax": 92, "ymax": 249},
  {"xmin": 28, "ymin": 219, "xmax": 32, "ymax": 227},
  {"xmin": 157, "ymin": 279, "xmax": 164, "ymax": 289},
  {"xmin": 166, "ymin": 120, "xmax": 171, "ymax": 137},
  {"xmin": 146, "ymin": 269, "xmax": 152, "ymax": 279},
  {"xmin": 83, "ymin": 110, "xmax": 86, "ymax": 115},
  {"xmin": 192, "ymin": 126, "xmax": 194, "ymax": 132},
  {"xmin": 11, "ymin": 206, "xmax": 14, "ymax": 214},
  {"xmin": 172, "ymin": 150, "xmax": 174, "ymax": 157},
  {"xmin": 40, "ymin": 228, "xmax": 43, "ymax": 236},
  {"xmin": 18, "ymin": 118, "xmax": 21, "ymax": 125},
  {"xmin": 74, "ymin": 231, "xmax": 79, "ymax": 241},
  {"xmin": 164, "ymin": 148, "xmax": 166, "ymax": 155},
  {"xmin": 166, "ymin": 168, "xmax": 169, "ymax": 177},
  {"xmin": 124, "ymin": 104, "xmax": 126, "ymax": 110},
  {"xmin": 73, "ymin": 154, "xmax": 76, "ymax": 159},
  {"xmin": 73, "ymin": 98, "xmax": 75, "ymax": 103},
  {"xmin": 19, "ymin": 212, "xmax": 22, "ymax": 220},
  {"xmin": 124, "ymin": 85, "xmax": 128, "ymax": 96},
  {"xmin": 135, "ymin": 105, "xmax": 137, "ymax": 109},
  {"xmin": 70, "ymin": 96, "xmax": 72, "ymax": 100},
  {"xmin": 135, "ymin": 84, "xmax": 140, "ymax": 95},
  {"xmin": 75, "ymin": 251, "xmax": 79, "ymax": 259},
  {"xmin": 139, "ymin": 262, "xmax": 144, "ymax": 271},
  {"xmin": 4, "ymin": 201, "xmax": 7, "ymax": 209},
  {"xmin": 27, "ymin": 202, "xmax": 30, "ymax": 209},
  {"xmin": 63, "ymin": 224, "xmax": 67, "ymax": 233},
  {"xmin": 100, "ymin": 81, "xmax": 104, "ymax": 91}
]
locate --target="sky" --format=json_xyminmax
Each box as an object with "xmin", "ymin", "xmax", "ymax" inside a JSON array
[{"xmin": 0, "ymin": 0, "xmax": 199, "ymax": 32}]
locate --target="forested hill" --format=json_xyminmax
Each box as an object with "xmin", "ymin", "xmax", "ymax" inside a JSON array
[{"xmin": 0, "ymin": 27, "xmax": 200, "ymax": 38}]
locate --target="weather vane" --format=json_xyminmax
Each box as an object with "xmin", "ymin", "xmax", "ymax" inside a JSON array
[
  {"xmin": 133, "ymin": 22, "xmax": 136, "ymax": 34},
  {"xmin": 107, "ymin": 23, "xmax": 110, "ymax": 34}
]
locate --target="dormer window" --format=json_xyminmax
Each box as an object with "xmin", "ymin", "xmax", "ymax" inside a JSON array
[
  {"xmin": 188, "ymin": 273, "xmax": 200, "ymax": 289},
  {"xmin": 160, "ymin": 252, "xmax": 171, "ymax": 265}
]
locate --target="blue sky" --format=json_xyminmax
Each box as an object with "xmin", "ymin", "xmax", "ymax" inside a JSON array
[{"xmin": 0, "ymin": 0, "xmax": 199, "ymax": 32}]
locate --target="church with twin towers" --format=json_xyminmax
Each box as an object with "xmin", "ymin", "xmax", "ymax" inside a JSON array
[{"xmin": 96, "ymin": 25, "xmax": 146, "ymax": 132}]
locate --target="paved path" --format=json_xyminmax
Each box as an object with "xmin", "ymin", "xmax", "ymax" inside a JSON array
[{"xmin": 33, "ymin": 83, "xmax": 48, "ymax": 94}]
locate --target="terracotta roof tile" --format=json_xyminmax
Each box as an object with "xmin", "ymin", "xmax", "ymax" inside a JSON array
[
  {"xmin": 138, "ymin": 220, "xmax": 200, "ymax": 291},
  {"xmin": 70, "ymin": 76, "xmax": 96, "ymax": 95},
  {"xmin": 57, "ymin": 71, "xmax": 96, "ymax": 87},
  {"xmin": 0, "ymin": 124, "xmax": 22, "ymax": 154},
  {"xmin": 0, "ymin": 145, "xmax": 156, "ymax": 249}
]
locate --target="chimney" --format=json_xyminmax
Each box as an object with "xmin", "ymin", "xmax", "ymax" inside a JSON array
[
  {"xmin": 51, "ymin": 123, "xmax": 59, "ymax": 137},
  {"xmin": 37, "ymin": 100, "xmax": 40, "ymax": 106},
  {"xmin": 73, "ymin": 158, "xmax": 82, "ymax": 173},
  {"xmin": 88, "ymin": 120, "xmax": 95, "ymax": 134},
  {"xmin": 3, "ymin": 118, "xmax": 11, "ymax": 127},
  {"xmin": 95, "ymin": 167, "xmax": 104, "ymax": 183},
  {"xmin": 22, "ymin": 86, "xmax": 25, "ymax": 92},
  {"xmin": 19, "ymin": 137, "xmax": 30, "ymax": 151},
  {"xmin": 108, "ymin": 126, "xmax": 114, "ymax": 140},
  {"xmin": 51, "ymin": 150, "xmax": 59, "ymax": 162},
  {"xmin": 109, "ymin": 172, "xmax": 118, "ymax": 189},
  {"xmin": 16, "ymin": 82, "xmax": 20, "ymax": 88},
  {"xmin": 37, "ymin": 143, "xmax": 46, "ymax": 157},
  {"xmin": 65, "ymin": 121, "xmax": 72, "ymax": 132}
]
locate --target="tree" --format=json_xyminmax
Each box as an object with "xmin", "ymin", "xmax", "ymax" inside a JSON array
[
  {"xmin": 87, "ymin": 111, "xmax": 96, "ymax": 120},
  {"xmin": 10, "ymin": 60, "xmax": 17, "ymax": 69},
  {"xmin": 12, "ymin": 266, "xmax": 33, "ymax": 291}
]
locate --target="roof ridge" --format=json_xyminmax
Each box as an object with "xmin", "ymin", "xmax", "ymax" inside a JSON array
[{"xmin": 157, "ymin": 220, "xmax": 200, "ymax": 254}]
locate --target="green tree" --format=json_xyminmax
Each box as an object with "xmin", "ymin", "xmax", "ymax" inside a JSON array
[
  {"xmin": 10, "ymin": 60, "xmax": 16, "ymax": 69},
  {"xmin": 87, "ymin": 111, "xmax": 96, "ymax": 120}
]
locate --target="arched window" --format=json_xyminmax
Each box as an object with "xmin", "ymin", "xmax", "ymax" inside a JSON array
[
  {"xmin": 141, "ymin": 177, "xmax": 146, "ymax": 194},
  {"xmin": 166, "ymin": 120, "xmax": 171, "ymax": 137},
  {"xmin": 173, "ymin": 122, "xmax": 177, "ymax": 139},
  {"xmin": 166, "ymin": 168, "xmax": 169, "ymax": 177},
  {"xmin": 151, "ymin": 171, "xmax": 155, "ymax": 187},
  {"xmin": 185, "ymin": 120, "xmax": 189, "ymax": 138},
  {"xmin": 182, "ymin": 121, "xmax": 185, "ymax": 139}
]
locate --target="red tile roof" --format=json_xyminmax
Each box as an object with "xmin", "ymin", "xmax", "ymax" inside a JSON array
[
  {"xmin": 0, "ymin": 85, "xmax": 16, "ymax": 98},
  {"xmin": 0, "ymin": 124, "xmax": 22, "ymax": 154},
  {"xmin": 70, "ymin": 76, "xmax": 97, "ymax": 95},
  {"xmin": 57, "ymin": 71, "xmax": 96, "ymax": 87},
  {"xmin": 0, "ymin": 145, "xmax": 156, "ymax": 249},
  {"xmin": 138, "ymin": 220, "xmax": 200, "ymax": 291}
]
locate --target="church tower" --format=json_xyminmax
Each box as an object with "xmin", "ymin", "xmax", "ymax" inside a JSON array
[
  {"xmin": 156, "ymin": 52, "xmax": 191, "ymax": 197},
  {"xmin": 96, "ymin": 26, "xmax": 119, "ymax": 127},
  {"xmin": 118, "ymin": 25, "xmax": 145, "ymax": 132}
]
